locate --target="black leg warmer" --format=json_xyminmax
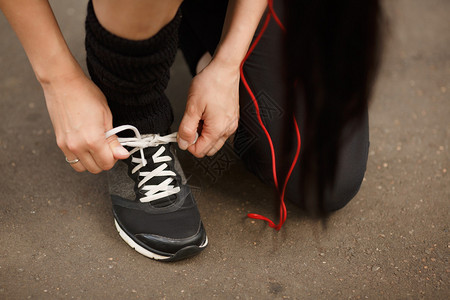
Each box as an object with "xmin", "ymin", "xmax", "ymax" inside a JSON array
[{"xmin": 85, "ymin": 0, "xmax": 181, "ymax": 134}]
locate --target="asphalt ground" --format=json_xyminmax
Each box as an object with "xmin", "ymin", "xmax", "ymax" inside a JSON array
[{"xmin": 0, "ymin": 0, "xmax": 448, "ymax": 298}]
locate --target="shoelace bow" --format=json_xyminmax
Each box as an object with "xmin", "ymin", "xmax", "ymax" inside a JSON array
[{"xmin": 106, "ymin": 125, "xmax": 180, "ymax": 203}]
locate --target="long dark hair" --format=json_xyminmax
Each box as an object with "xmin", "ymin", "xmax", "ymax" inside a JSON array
[{"xmin": 283, "ymin": 0, "xmax": 384, "ymax": 216}]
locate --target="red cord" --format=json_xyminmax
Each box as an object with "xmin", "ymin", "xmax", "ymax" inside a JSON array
[
  {"xmin": 268, "ymin": 0, "xmax": 286, "ymax": 32},
  {"xmin": 241, "ymin": 1, "xmax": 301, "ymax": 230}
]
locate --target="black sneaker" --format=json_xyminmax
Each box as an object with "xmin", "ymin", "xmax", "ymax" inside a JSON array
[{"xmin": 105, "ymin": 125, "xmax": 208, "ymax": 261}]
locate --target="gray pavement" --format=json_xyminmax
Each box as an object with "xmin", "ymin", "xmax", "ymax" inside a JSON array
[{"xmin": 0, "ymin": 0, "xmax": 448, "ymax": 299}]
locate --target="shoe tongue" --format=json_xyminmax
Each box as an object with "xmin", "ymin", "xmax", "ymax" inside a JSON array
[{"xmin": 137, "ymin": 145, "xmax": 178, "ymax": 208}]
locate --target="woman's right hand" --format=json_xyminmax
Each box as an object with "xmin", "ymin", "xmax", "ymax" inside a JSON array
[
  {"xmin": 42, "ymin": 72, "xmax": 129, "ymax": 174},
  {"xmin": 0, "ymin": 0, "xmax": 128, "ymax": 173}
]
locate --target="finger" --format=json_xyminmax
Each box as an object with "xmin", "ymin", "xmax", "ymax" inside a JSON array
[
  {"xmin": 62, "ymin": 151, "xmax": 86, "ymax": 172},
  {"xmin": 206, "ymin": 136, "xmax": 228, "ymax": 157},
  {"xmin": 84, "ymin": 134, "xmax": 118, "ymax": 171},
  {"xmin": 188, "ymin": 133, "xmax": 215, "ymax": 158},
  {"xmin": 107, "ymin": 134, "xmax": 129, "ymax": 160},
  {"xmin": 90, "ymin": 142, "xmax": 117, "ymax": 171},
  {"xmin": 178, "ymin": 103, "xmax": 202, "ymax": 150},
  {"xmin": 77, "ymin": 133, "xmax": 117, "ymax": 171},
  {"xmin": 226, "ymin": 117, "xmax": 239, "ymax": 136},
  {"xmin": 71, "ymin": 161, "xmax": 86, "ymax": 172},
  {"xmin": 77, "ymin": 152, "xmax": 103, "ymax": 174}
]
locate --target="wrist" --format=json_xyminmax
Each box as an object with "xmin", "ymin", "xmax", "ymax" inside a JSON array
[
  {"xmin": 35, "ymin": 50, "xmax": 84, "ymax": 87},
  {"xmin": 210, "ymin": 51, "xmax": 242, "ymax": 73},
  {"xmin": 212, "ymin": 45, "xmax": 246, "ymax": 70},
  {"xmin": 211, "ymin": 0, "xmax": 267, "ymax": 70}
]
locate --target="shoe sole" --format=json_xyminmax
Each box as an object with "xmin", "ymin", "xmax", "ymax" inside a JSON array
[{"xmin": 114, "ymin": 219, "xmax": 208, "ymax": 262}]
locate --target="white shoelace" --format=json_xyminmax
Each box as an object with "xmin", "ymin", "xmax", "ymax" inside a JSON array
[{"xmin": 106, "ymin": 125, "xmax": 180, "ymax": 203}]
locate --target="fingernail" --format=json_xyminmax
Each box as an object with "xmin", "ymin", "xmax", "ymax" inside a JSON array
[
  {"xmin": 178, "ymin": 138, "xmax": 189, "ymax": 150},
  {"xmin": 116, "ymin": 146, "xmax": 129, "ymax": 156},
  {"xmin": 193, "ymin": 132, "xmax": 199, "ymax": 144}
]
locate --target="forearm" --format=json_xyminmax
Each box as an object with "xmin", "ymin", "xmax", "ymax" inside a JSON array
[
  {"xmin": 0, "ymin": 0, "xmax": 83, "ymax": 85},
  {"xmin": 213, "ymin": 0, "xmax": 267, "ymax": 68}
]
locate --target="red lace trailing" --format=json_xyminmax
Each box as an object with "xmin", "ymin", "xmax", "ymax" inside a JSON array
[{"xmin": 240, "ymin": 0, "xmax": 301, "ymax": 231}]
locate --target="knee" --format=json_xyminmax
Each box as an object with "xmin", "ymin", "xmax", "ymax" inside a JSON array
[
  {"xmin": 325, "ymin": 167, "xmax": 366, "ymax": 212},
  {"xmin": 92, "ymin": 0, "xmax": 182, "ymax": 40},
  {"xmin": 282, "ymin": 162, "xmax": 366, "ymax": 213}
]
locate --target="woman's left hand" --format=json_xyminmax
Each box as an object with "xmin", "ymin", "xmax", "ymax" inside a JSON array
[{"xmin": 177, "ymin": 58, "xmax": 240, "ymax": 157}]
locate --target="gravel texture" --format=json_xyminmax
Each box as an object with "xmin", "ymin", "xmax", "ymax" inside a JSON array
[{"xmin": 0, "ymin": 0, "xmax": 448, "ymax": 298}]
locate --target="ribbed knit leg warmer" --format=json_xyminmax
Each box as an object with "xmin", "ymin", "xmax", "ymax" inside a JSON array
[{"xmin": 85, "ymin": 0, "xmax": 180, "ymax": 134}]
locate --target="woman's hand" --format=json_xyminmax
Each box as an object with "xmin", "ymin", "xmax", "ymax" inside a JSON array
[
  {"xmin": 177, "ymin": 59, "xmax": 240, "ymax": 157},
  {"xmin": 176, "ymin": 0, "xmax": 268, "ymax": 157},
  {"xmin": 43, "ymin": 72, "xmax": 129, "ymax": 173},
  {"xmin": 0, "ymin": 0, "xmax": 129, "ymax": 174}
]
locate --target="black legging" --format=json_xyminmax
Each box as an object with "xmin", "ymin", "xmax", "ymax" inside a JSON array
[{"xmin": 179, "ymin": 0, "xmax": 369, "ymax": 212}]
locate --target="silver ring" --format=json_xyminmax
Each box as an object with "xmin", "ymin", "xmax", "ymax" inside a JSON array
[{"xmin": 65, "ymin": 157, "xmax": 80, "ymax": 164}]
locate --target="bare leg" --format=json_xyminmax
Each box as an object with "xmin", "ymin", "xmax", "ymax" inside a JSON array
[{"xmin": 93, "ymin": 0, "xmax": 183, "ymax": 40}]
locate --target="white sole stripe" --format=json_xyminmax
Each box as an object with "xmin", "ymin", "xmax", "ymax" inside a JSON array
[{"xmin": 114, "ymin": 219, "xmax": 208, "ymax": 260}]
